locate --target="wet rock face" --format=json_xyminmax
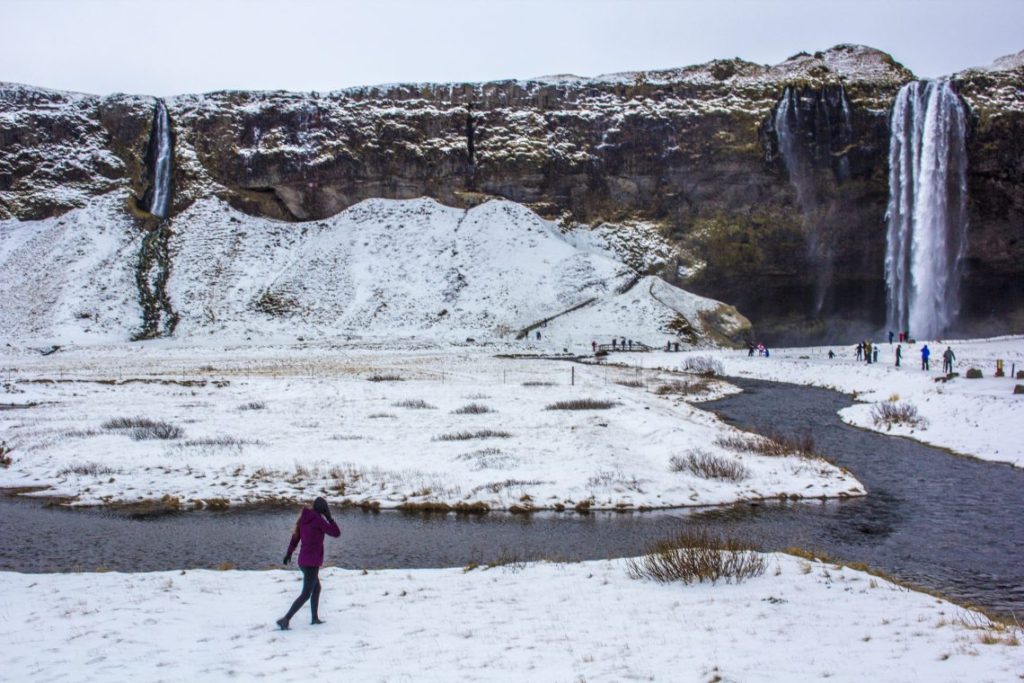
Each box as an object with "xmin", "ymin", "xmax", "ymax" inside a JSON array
[{"xmin": 0, "ymin": 44, "xmax": 1021, "ymax": 341}]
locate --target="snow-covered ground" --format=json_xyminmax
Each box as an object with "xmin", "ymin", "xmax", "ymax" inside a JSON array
[
  {"xmin": 629, "ymin": 336, "xmax": 1024, "ymax": 468},
  {"xmin": 2, "ymin": 556, "xmax": 1021, "ymax": 682},
  {"xmin": 0, "ymin": 344, "xmax": 860, "ymax": 510}
]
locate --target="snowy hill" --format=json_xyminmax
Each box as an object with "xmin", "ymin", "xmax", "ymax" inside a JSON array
[{"xmin": 0, "ymin": 193, "xmax": 749, "ymax": 348}]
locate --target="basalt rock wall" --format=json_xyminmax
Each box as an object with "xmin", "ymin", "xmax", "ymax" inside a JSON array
[{"xmin": 1, "ymin": 44, "xmax": 1022, "ymax": 342}]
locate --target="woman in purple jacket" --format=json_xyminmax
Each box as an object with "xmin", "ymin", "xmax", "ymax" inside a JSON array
[{"xmin": 276, "ymin": 497, "xmax": 341, "ymax": 630}]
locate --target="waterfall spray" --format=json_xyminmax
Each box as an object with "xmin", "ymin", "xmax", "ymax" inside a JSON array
[{"xmin": 885, "ymin": 81, "xmax": 968, "ymax": 339}]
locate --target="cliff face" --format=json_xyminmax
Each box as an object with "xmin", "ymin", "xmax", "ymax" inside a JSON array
[{"xmin": 1, "ymin": 44, "xmax": 1022, "ymax": 342}]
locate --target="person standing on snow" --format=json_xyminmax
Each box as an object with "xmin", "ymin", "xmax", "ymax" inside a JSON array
[
  {"xmin": 277, "ymin": 497, "xmax": 341, "ymax": 630},
  {"xmin": 942, "ymin": 346, "xmax": 956, "ymax": 374},
  {"xmin": 920, "ymin": 344, "xmax": 931, "ymax": 371},
  {"xmin": 855, "ymin": 342, "xmax": 863, "ymax": 361},
  {"xmin": 895, "ymin": 344, "xmax": 902, "ymax": 367}
]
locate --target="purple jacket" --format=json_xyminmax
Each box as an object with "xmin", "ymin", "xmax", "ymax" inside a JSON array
[{"xmin": 286, "ymin": 507, "xmax": 341, "ymax": 567}]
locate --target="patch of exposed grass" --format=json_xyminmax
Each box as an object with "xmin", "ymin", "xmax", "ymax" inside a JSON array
[
  {"xmin": 626, "ymin": 530, "xmax": 765, "ymax": 585},
  {"xmin": 871, "ymin": 401, "xmax": 928, "ymax": 430},
  {"xmin": 434, "ymin": 429, "xmax": 512, "ymax": 441},
  {"xmin": 0, "ymin": 441, "xmax": 11, "ymax": 468},
  {"xmin": 392, "ymin": 399, "xmax": 437, "ymax": 410},
  {"xmin": 545, "ymin": 399, "xmax": 616, "ymax": 410},
  {"xmin": 102, "ymin": 417, "xmax": 184, "ymax": 440},
  {"xmin": 669, "ymin": 450, "xmax": 749, "ymax": 481},
  {"xmin": 452, "ymin": 403, "xmax": 494, "ymax": 415},
  {"xmin": 521, "ymin": 381, "xmax": 555, "ymax": 387},
  {"xmin": 613, "ymin": 379, "xmax": 645, "ymax": 388},
  {"xmin": 238, "ymin": 401, "xmax": 266, "ymax": 411},
  {"xmin": 654, "ymin": 379, "xmax": 710, "ymax": 396},
  {"xmin": 367, "ymin": 413, "xmax": 397, "ymax": 419}
]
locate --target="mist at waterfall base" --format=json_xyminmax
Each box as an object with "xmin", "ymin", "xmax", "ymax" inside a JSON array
[
  {"xmin": 885, "ymin": 80, "xmax": 969, "ymax": 341},
  {"xmin": 144, "ymin": 100, "xmax": 173, "ymax": 220}
]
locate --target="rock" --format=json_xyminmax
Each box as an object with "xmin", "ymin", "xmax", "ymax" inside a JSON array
[{"xmin": 966, "ymin": 368, "xmax": 983, "ymax": 379}]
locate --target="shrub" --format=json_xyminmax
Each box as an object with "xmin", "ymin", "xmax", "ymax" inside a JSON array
[
  {"xmin": 392, "ymin": 399, "xmax": 436, "ymax": 409},
  {"xmin": 545, "ymin": 399, "xmax": 616, "ymax": 410},
  {"xmin": 669, "ymin": 450, "xmax": 749, "ymax": 481},
  {"xmin": 453, "ymin": 403, "xmax": 494, "ymax": 415},
  {"xmin": 434, "ymin": 430, "xmax": 512, "ymax": 441},
  {"xmin": 683, "ymin": 355, "xmax": 724, "ymax": 377},
  {"xmin": 366, "ymin": 374, "xmax": 404, "ymax": 382},
  {"xmin": 626, "ymin": 530, "xmax": 765, "ymax": 585},
  {"xmin": 871, "ymin": 401, "xmax": 927, "ymax": 429},
  {"xmin": 0, "ymin": 441, "xmax": 11, "ymax": 468},
  {"xmin": 965, "ymin": 368, "xmax": 983, "ymax": 379},
  {"xmin": 239, "ymin": 401, "xmax": 266, "ymax": 410}
]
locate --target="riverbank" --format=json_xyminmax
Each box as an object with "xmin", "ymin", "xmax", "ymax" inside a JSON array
[
  {"xmin": 0, "ymin": 344, "xmax": 860, "ymax": 510},
  {"xmin": 2, "ymin": 556, "xmax": 1020, "ymax": 682},
  {"xmin": 633, "ymin": 336, "xmax": 1024, "ymax": 468}
]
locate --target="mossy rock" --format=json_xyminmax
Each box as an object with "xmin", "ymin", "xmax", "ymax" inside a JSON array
[
  {"xmin": 965, "ymin": 368, "xmax": 983, "ymax": 379},
  {"xmin": 1014, "ymin": 384, "xmax": 1024, "ymax": 395}
]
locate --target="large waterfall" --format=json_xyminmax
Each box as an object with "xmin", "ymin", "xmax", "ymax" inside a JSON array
[
  {"xmin": 146, "ymin": 99, "xmax": 173, "ymax": 220},
  {"xmin": 885, "ymin": 81, "xmax": 968, "ymax": 339}
]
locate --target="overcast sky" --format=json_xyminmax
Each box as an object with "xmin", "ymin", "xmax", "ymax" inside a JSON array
[{"xmin": 3, "ymin": 0, "xmax": 1022, "ymax": 96}]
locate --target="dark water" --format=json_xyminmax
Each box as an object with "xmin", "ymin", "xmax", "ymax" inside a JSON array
[{"xmin": 1, "ymin": 378, "xmax": 1020, "ymax": 618}]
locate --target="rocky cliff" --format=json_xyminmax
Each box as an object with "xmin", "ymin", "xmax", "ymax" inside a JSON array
[{"xmin": 1, "ymin": 44, "xmax": 1022, "ymax": 342}]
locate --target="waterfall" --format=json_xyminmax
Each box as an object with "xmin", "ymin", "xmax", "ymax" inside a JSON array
[
  {"xmin": 146, "ymin": 99, "xmax": 173, "ymax": 220},
  {"xmin": 885, "ymin": 81, "xmax": 968, "ymax": 339}
]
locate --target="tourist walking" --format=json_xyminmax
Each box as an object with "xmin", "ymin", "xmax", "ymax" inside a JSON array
[
  {"xmin": 277, "ymin": 497, "xmax": 341, "ymax": 630},
  {"xmin": 888, "ymin": 330, "xmax": 894, "ymax": 344},
  {"xmin": 921, "ymin": 344, "xmax": 931, "ymax": 371},
  {"xmin": 942, "ymin": 346, "xmax": 956, "ymax": 373},
  {"xmin": 855, "ymin": 342, "xmax": 863, "ymax": 361},
  {"xmin": 865, "ymin": 341, "xmax": 872, "ymax": 364},
  {"xmin": 873, "ymin": 346, "xmax": 879, "ymax": 363},
  {"xmin": 895, "ymin": 344, "xmax": 902, "ymax": 367}
]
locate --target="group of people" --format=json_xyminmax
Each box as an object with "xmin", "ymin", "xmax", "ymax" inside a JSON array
[
  {"xmin": 839, "ymin": 335, "xmax": 956, "ymax": 372},
  {"xmin": 746, "ymin": 342, "xmax": 769, "ymax": 358}
]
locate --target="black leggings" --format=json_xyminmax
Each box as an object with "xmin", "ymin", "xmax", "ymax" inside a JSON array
[{"xmin": 284, "ymin": 566, "xmax": 321, "ymax": 623}]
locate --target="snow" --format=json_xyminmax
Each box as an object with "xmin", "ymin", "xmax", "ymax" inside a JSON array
[
  {"xmin": 630, "ymin": 337, "xmax": 1024, "ymax": 468},
  {"xmin": 0, "ymin": 346, "xmax": 859, "ymax": 510},
  {"xmin": 2, "ymin": 556, "xmax": 1020, "ymax": 681}
]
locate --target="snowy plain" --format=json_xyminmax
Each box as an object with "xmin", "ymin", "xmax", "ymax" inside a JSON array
[
  {"xmin": 0, "ymin": 344, "xmax": 861, "ymax": 511},
  {"xmin": 2, "ymin": 556, "xmax": 1021, "ymax": 682}
]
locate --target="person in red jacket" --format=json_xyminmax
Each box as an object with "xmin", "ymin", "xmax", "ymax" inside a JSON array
[{"xmin": 276, "ymin": 497, "xmax": 341, "ymax": 630}]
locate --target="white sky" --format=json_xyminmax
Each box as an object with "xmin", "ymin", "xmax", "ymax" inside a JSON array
[{"xmin": 2, "ymin": 0, "xmax": 1022, "ymax": 96}]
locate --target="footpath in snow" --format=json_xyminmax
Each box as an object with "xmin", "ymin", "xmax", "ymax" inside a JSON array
[
  {"xmin": 633, "ymin": 336, "xmax": 1024, "ymax": 468},
  {"xmin": 2, "ymin": 557, "xmax": 1021, "ymax": 682}
]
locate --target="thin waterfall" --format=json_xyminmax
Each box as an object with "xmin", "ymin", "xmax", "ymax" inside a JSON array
[
  {"xmin": 885, "ymin": 81, "xmax": 968, "ymax": 339},
  {"xmin": 146, "ymin": 99, "xmax": 173, "ymax": 220}
]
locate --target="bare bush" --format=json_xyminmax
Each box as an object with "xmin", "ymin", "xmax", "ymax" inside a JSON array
[
  {"xmin": 669, "ymin": 450, "xmax": 749, "ymax": 481},
  {"xmin": 871, "ymin": 401, "xmax": 928, "ymax": 429},
  {"xmin": 683, "ymin": 355, "xmax": 724, "ymax": 377},
  {"xmin": 626, "ymin": 530, "xmax": 766, "ymax": 585},
  {"xmin": 435, "ymin": 430, "xmax": 512, "ymax": 441},
  {"xmin": 0, "ymin": 441, "xmax": 12, "ymax": 468},
  {"xmin": 453, "ymin": 403, "xmax": 494, "ymax": 415},
  {"xmin": 238, "ymin": 401, "xmax": 266, "ymax": 410},
  {"xmin": 545, "ymin": 399, "xmax": 616, "ymax": 410},
  {"xmin": 392, "ymin": 399, "xmax": 437, "ymax": 409}
]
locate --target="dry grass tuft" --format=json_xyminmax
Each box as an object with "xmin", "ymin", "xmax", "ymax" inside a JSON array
[
  {"xmin": 57, "ymin": 462, "xmax": 118, "ymax": 477},
  {"xmin": 714, "ymin": 429, "xmax": 818, "ymax": 459},
  {"xmin": 683, "ymin": 356, "xmax": 724, "ymax": 377},
  {"xmin": 366, "ymin": 374, "xmax": 404, "ymax": 382},
  {"xmin": 434, "ymin": 429, "xmax": 512, "ymax": 441},
  {"xmin": 654, "ymin": 379, "xmax": 710, "ymax": 396},
  {"xmin": 367, "ymin": 413, "xmax": 397, "ymax": 419},
  {"xmin": 614, "ymin": 379, "xmax": 645, "ymax": 388},
  {"xmin": 392, "ymin": 399, "xmax": 437, "ymax": 410},
  {"xmin": 626, "ymin": 530, "xmax": 765, "ymax": 585},
  {"xmin": 238, "ymin": 401, "xmax": 266, "ymax": 410},
  {"xmin": 452, "ymin": 403, "xmax": 495, "ymax": 415},
  {"xmin": 0, "ymin": 441, "xmax": 11, "ymax": 468},
  {"xmin": 102, "ymin": 417, "xmax": 184, "ymax": 440},
  {"xmin": 669, "ymin": 450, "xmax": 749, "ymax": 481},
  {"xmin": 521, "ymin": 381, "xmax": 556, "ymax": 387},
  {"xmin": 545, "ymin": 399, "xmax": 616, "ymax": 410}
]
